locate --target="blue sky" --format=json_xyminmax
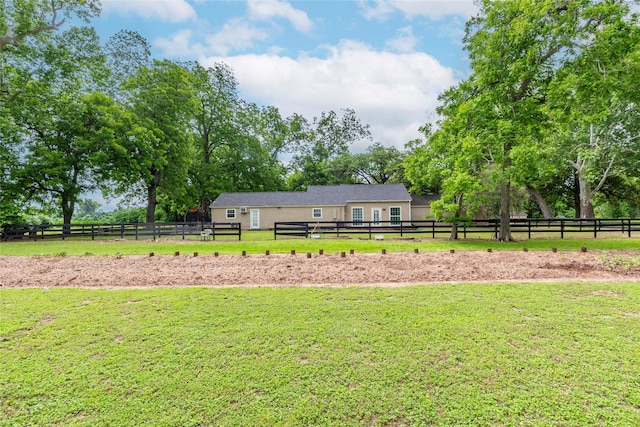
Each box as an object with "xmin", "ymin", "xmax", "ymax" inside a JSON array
[{"xmin": 91, "ymin": 0, "xmax": 478, "ymax": 151}]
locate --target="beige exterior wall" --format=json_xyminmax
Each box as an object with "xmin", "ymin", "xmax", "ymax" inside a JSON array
[
  {"xmin": 410, "ymin": 206, "xmax": 432, "ymax": 222},
  {"xmin": 211, "ymin": 201, "xmax": 413, "ymax": 230},
  {"xmin": 211, "ymin": 205, "xmax": 346, "ymax": 230}
]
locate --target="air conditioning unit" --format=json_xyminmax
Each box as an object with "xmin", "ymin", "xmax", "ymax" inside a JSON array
[{"xmin": 240, "ymin": 207, "xmax": 248, "ymax": 214}]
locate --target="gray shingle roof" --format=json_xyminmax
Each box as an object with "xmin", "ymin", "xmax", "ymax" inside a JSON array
[
  {"xmin": 411, "ymin": 194, "xmax": 441, "ymax": 206},
  {"xmin": 211, "ymin": 184, "xmax": 412, "ymax": 208}
]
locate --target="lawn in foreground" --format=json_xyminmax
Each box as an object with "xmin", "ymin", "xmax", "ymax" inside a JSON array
[{"xmin": 1, "ymin": 283, "xmax": 639, "ymax": 426}]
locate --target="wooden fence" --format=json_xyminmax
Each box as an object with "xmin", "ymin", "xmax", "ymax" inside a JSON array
[
  {"xmin": 1, "ymin": 222, "xmax": 241, "ymax": 241},
  {"xmin": 274, "ymin": 218, "xmax": 640, "ymax": 240}
]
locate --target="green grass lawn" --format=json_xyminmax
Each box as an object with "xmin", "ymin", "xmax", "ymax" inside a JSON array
[
  {"xmin": 2, "ymin": 283, "xmax": 640, "ymax": 426},
  {"xmin": 2, "ymin": 234, "xmax": 640, "ymax": 256}
]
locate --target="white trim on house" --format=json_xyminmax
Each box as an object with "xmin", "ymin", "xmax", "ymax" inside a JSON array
[
  {"xmin": 389, "ymin": 206, "xmax": 401, "ymax": 225},
  {"xmin": 371, "ymin": 207, "xmax": 381, "ymax": 226},
  {"xmin": 352, "ymin": 207, "xmax": 364, "ymax": 226},
  {"xmin": 250, "ymin": 209, "xmax": 260, "ymax": 229},
  {"xmin": 226, "ymin": 209, "xmax": 236, "ymax": 219}
]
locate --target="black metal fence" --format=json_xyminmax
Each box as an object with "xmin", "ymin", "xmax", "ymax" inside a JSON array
[
  {"xmin": 274, "ymin": 218, "xmax": 640, "ymax": 240},
  {"xmin": 1, "ymin": 222, "xmax": 242, "ymax": 241}
]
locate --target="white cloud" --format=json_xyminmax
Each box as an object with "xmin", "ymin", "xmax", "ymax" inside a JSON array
[
  {"xmin": 359, "ymin": 0, "xmax": 396, "ymax": 21},
  {"xmin": 204, "ymin": 19, "xmax": 271, "ymax": 55},
  {"xmin": 154, "ymin": 29, "xmax": 202, "ymax": 57},
  {"xmin": 200, "ymin": 40, "xmax": 457, "ymax": 150},
  {"xmin": 101, "ymin": 0, "xmax": 197, "ymax": 23},
  {"xmin": 436, "ymin": 15, "xmax": 467, "ymax": 46},
  {"xmin": 385, "ymin": 26, "xmax": 419, "ymax": 53},
  {"xmin": 247, "ymin": 0, "xmax": 314, "ymax": 32},
  {"xmin": 155, "ymin": 19, "xmax": 271, "ymax": 56},
  {"xmin": 360, "ymin": 0, "xmax": 477, "ymax": 21},
  {"xmin": 153, "ymin": 1, "xmax": 313, "ymax": 57}
]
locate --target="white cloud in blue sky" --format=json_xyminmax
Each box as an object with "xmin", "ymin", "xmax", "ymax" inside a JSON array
[{"xmin": 94, "ymin": 0, "xmax": 477, "ymax": 151}]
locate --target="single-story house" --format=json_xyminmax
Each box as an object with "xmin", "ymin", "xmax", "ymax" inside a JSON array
[{"xmin": 210, "ymin": 183, "xmax": 437, "ymax": 230}]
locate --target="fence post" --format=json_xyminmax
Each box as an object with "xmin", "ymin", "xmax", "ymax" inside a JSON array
[
  {"xmin": 432, "ymin": 221, "xmax": 435, "ymax": 238},
  {"xmin": 400, "ymin": 221, "xmax": 404, "ymax": 237},
  {"xmin": 628, "ymin": 218, "xmax": 632, "ymax": 238},
  {"xmin": 238, "ymin": 224, "xmax": 241, "ymax": 241},
  {"xmin": 274, "ymin": 223, "xmax": 277, "ymax": 240},
  {"xmin": 561, "ymin": 219, "xmax": 564, "ymax": 239},
  {"xmin": 594, "ymin": 219, "xmax": 598, "ymax": 239},
  {"xmin": 528, "ymin": 220, "xmax": 531, "ymax": 240}
]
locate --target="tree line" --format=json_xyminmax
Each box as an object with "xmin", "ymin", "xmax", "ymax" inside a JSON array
[
  {"xmin": 405, "ymin": 0, "xmax": 640, "ymax": 240},
  {"xmin": 1, "ymin": 0, "xmax": 405, "ymax": 227},
  {"xmin": 2, "ymin": 0, "xmax": 639, "ymax": 240}
]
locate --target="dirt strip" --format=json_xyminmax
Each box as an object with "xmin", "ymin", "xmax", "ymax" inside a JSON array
[{"xmin": 2, "ymin": 250, "xmax": 639, "ymax": 288}]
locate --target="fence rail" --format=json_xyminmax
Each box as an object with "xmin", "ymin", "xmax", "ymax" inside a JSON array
[
  {"xmin": 1, "ymin": 222, "xmax": 242, "ymax": 241},
  {"xmin": 274, "ymin": 218, "xmax": 640, "ymax": 240}
]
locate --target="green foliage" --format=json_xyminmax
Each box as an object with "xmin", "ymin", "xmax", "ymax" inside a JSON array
[
  {"xmin": 288, "ymin": 109, "xmax": 371, "ymax": 190},
  {"xmin": 0, "ymin": 0, "xmax": 100, "ymax": 53},
  {"xmin": 325, "ymin": 142, "xmax": 408, "ymax": 186},
  {"xmin": 3, "ymin": 21, "xmax": 108, "ymax": 225},
  {"xmin": 104, "ymin": 208, "xmax": 147, "ymax": 224},
  {"xmin": 407, "ymin": 0, "xmax": 640, "ymax": 240},
  {"xmin": 106, "ymin": 59, "xmax": 197, "ymax": 223},
  {"xmin": 2, "ymin": 283, "xmax": 640, "ymax": 425}
]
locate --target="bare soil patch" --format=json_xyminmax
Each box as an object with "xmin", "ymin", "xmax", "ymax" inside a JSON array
[{"xmin": 1, "ymin": 250, "xmax": 639, "ymax": 288}]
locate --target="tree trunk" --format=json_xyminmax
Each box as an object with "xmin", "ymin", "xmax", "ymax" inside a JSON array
[
  {"xmin": 526, "ymin": 186, "xmax": 553, "ymax": 218},
  {"xmin": 146, "ymin": 170, "xmax": 161, "ymax": 223},
  {"xmin": 448, "ymin": 193, "xmax": 464, "ymax": 240},
  {"xmin": 146, "ymin": 187, "xmax": 157, "ymax": 223},
  {"xmin": 498, "ymin": 180, "xmax": 513, "ymax": 241},
  {"xmin": 448, "ymin": 222, "xmax": 458, "ymax": 240},
  {"xmin": 201, "ymin": 196, "xmax": 209, "ymax": 221},
  {"xmin": 498, "ymin": 150, "xmax": 513, "ymax": 241},
  {"xmin": 577, "ymin": 173, "xmax": 596, "ymax": 219},
  {"xmin": 572, "ymin": 172, "xmax": 581, "ymax": 218},
  {"xmin": 570, "ymin": 153, "xmax": 597, "ymax": 219},
  {"xmin": 61, "ymin": 196, "xmax": 74, "ymax": 235},
  {"xmin": 572, "ymin": 125, "xmax": 615, "ymax": 219}
]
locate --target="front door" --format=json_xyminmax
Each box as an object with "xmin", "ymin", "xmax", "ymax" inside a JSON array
[
  {"xmin": 371, "ymin": 208, "xmax": 381, "ymax": 226},
  {"xmin": 250, "ymin": 209, "xmax": 260, "ymax": 229}
]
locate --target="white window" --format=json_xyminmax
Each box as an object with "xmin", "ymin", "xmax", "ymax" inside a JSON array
[
  {"xmin": 250, "ymin": 209, "xmax": 260, "ymax": 229},
  {"xmin": 352, "ymin": 207, "xmax": 364, "ymax": 226},
  {"xmin": 390, "ymin": 206, "xmax": 401, "ymax": 225},
  {"xmin": 226, "ymin": 209, "xmax": 236, "ymax": 219},
  {"xmin": 371, "ymin": 208, "xmax": 381, "ymax": 226},
  {"xmin": 312, "ymin": 208, "xmax": 322, "ymax": 219}
]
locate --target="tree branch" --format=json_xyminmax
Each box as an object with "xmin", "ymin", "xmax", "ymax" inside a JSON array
[{"xmin": 592, "ymin": 154, "xmax": 616, "ymax": 194}]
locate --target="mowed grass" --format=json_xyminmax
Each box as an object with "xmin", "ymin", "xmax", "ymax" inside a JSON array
[
  {"xmin": 2, "ymin": 232, "xmax": 640, "ymax": 256},
  {"xmin": 2, "ymin": 283, "xmax": 640, "ymax": 426}
]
